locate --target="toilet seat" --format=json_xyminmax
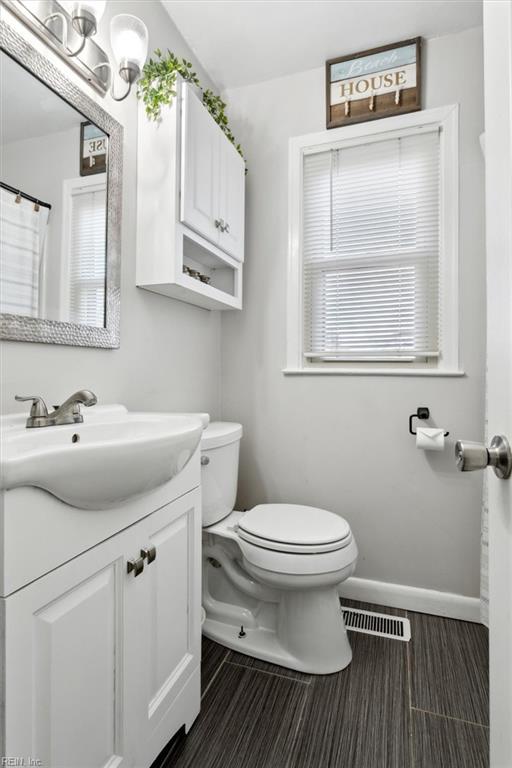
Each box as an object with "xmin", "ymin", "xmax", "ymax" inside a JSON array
[
  {"xmin": 238, "ymin": 503, "xmax": 352, "ymax": 554},
  {"xmin": 236, "ymin": 530, "xmax": 352, "ymax": 554},
  {"xmin": 234, "ymin": 504, "xmax": 357, "ymax": 576}
]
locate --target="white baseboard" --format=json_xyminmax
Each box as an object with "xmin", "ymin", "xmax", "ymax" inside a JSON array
[{"xmin": 338, "ymin": 576, "xmax": 481, "ymax": 623}]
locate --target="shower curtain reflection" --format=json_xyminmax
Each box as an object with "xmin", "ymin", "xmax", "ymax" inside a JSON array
[{"xmin": 0, "ymin": 188, "xmax": 49, "ymax": 317}]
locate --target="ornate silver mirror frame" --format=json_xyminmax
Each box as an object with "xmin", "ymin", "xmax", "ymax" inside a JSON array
[{"xmin": 0, "ymin": 19, "xmax": 122, "ymax": 349}]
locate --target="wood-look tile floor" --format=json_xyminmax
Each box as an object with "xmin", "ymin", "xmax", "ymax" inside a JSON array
[{"xmin": 151, "ymin": 600, "xmax": 489, "ymax": 768}]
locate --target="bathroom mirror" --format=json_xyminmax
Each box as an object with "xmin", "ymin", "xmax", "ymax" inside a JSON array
[{"xmin": 0, "ymin": 21, "xmax": 122, "ymax": 348}]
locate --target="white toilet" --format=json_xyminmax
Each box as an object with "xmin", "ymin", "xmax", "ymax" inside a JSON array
[{"xmin": 201, "ymin": 422, "xmax": 358, "ymax": 674}]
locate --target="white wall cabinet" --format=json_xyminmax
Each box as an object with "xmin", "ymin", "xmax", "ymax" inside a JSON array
[
  {"xmin": 181, "ymin": 85, "xmax": 245, "ymax": 263},
  {"xmin": 180, "ymin": 83, "xmax": 220, "ymax": 248},
  {"xmin": 1, "ymin": 487, "xmax": 201, "ymax": 768},
  {"xmin": 218, "ymin": 135, "xmax": 246, "ymax": 262},
  {"xmin": 137, "ymin": 77, "xmax": 245, "ymax": 310}
]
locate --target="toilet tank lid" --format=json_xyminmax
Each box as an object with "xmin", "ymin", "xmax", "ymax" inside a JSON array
[{"xmin": 201, "ymin": 422, "xmax": 243, "ymax": 450}]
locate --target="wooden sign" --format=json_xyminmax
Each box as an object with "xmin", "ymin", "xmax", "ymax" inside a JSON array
[
  {"xmin": 80, "ymin": 121, "xmax": 108, "ymax": 176},
  {"xmin": 326, "ymin": 37, "xmax": 421, "ymax": 129}
]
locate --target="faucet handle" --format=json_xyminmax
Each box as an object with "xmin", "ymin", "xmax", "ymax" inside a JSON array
[{"xmin": 15, "ymin": 395, "xmax": 49, "ymax": 417}]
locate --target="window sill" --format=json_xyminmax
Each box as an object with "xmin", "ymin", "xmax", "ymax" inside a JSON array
[{"xmin": 282, "ymin": 367, "xmax": 466, "ymax": 378}]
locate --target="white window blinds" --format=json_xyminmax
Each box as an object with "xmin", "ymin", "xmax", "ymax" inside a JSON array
[
  {"xmin": 68, "ymin": 183, "xmax": 106, "ymax": 327},
  {"xmin": 303, "ymin": 129, "xmax": 441, "ymax": 361}
]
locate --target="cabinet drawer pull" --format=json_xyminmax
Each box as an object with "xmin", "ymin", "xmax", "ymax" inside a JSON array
[
  {"xmin": 141, "ymin": 545, "xmax": 157, "ymax": 564},
  {"xmin": 127, "ymin": 556, "xmax": 144, "ymax": 577}
]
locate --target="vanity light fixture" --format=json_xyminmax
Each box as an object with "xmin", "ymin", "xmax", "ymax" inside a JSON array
[
  {"xmin": 94, "ymin": 14, "xmax": 148, "ymax": 101},
  {"xmin": 45, "ymin": 0, "xmax": 106, "ymax": 57},
  {"xmin": 40, "ymin": 1, "xmax": 147, "ymax": 99}
]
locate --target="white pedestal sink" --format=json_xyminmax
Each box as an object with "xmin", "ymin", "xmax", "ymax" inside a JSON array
[{"xmin": 0, "ymin": 404, "xmax": 209, "ymax": 509}]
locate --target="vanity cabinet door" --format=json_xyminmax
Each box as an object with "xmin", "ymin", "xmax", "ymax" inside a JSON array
[
  {"xmin": 180, "ymin": 84, "xmax": 220, "ymax": 246},
  {"xmin": 218, "ymin": 136, "xmax": 245, "ymax": 262},
  {"xmin": 133, "ymin": 488, "xmax": 202, "ymax": 767},
  {"xmin": 3, "ymin": 521, "xmax": 143, "ymax": 768}
]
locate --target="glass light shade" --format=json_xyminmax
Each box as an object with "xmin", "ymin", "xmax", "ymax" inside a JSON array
[
  {"xmin": 60, "ymin": 1, "xmax": 106, "ymax": 23},
  {"xmin": 110, "ymin": 14, "xmax": 148, "ymax": 70}
]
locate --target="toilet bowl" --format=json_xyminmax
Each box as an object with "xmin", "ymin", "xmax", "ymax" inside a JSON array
[{"xmin": 201, "ymin": 423, "xmax": 358, "ymax": 674}]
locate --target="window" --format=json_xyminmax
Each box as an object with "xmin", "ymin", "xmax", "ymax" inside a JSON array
[
  {"xmin": 61, "ymin": 176, "xmax": 107, "ymax": 327},
  {"xmin": 286, "ymin": 105, "xmax": 460, "ymax": 375}
]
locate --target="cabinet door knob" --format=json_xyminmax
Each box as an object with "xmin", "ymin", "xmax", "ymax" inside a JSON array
[
  {"xmin": 223, "ymin": 222, "xmax": 230, "ymax": 234},
  {"xmin": 127, "ymin": 556, "xmax": 144, "ymax": 577},
  {"xmin": 214, "ymin": 218, "xmax": 223, "ymax": 230},
  {"xmin": 141, "ymin": 545, "xmax": 157, "ymax": 564}
]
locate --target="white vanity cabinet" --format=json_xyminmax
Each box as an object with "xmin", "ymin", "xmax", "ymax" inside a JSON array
[
  {"xmin": 132, "ymin": 490, "xmax": 201, "ymax": 767},
  {"xmin": 1, "ymin": 483, "xmax": 201, "ymax": 768},
  {"xmin": 136, "ymin": 77, "xmax": 245, "ymax": 311}
]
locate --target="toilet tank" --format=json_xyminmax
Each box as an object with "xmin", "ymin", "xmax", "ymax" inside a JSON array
[{"xmin": 201, "ymin": 422, "xmax": 243, "ymax": 526}]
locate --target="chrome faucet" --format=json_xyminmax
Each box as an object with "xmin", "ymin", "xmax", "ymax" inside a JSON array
[{"xmin": 15, "ymin": 390, "xmax": 98, "ymax": 428}]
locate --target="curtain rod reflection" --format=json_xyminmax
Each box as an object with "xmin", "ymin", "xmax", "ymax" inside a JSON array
[{"xmin": 1, "ymin": 181, "xmax": 52, "ymax": 211}]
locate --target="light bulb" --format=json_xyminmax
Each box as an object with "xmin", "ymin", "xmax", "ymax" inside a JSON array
[
  {"xmin": 59, "ymin": 0, "xmax": 106, "ymax": 38},
  {"xmin": 60, "ymin": 1, "xmax": 106, "ymax": 23},
  {"xmin": 83, "ymin": 1, "xmax": 106, "ymax": 23},
  {"xmin": 110, "ymin": 14, "xmax": 148, "ymax": 72},
  {"xmin": 59, "ymin": 1, "xmax": 76, "ymax": 13}
]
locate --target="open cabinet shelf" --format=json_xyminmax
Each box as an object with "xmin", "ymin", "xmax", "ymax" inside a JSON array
[{"xmin": 142, "ymin": 228, "xmax": 242, "ymax": 310}]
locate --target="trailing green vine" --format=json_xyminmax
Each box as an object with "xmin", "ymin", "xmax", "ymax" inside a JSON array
[{"xmin": 138, "ymin": 49, "xmax": 244, "ymax": 162}]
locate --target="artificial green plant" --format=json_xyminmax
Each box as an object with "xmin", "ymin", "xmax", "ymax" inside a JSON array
[{"xmin": 137, "ymin": 49, "xmax": 244, "ymax": 161}]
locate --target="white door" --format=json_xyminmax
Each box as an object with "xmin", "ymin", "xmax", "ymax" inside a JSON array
[
  {"xmin": 483, "ymin": 2, "xmax": 512, "ymax": 766},
  {"xmin": 134, "ymin": 489, "xmax": 202, "ymax": 766},
  {"xmin": 218, "ymin": 137, "xmax": 246, "ymax": 262},
  {"xmin": 180, "ymin": 84, "xmax": 220, "ymax": 246},
  {"xmin": 4, "ymin": 523, "xmax": 141, "ymax": 768}
]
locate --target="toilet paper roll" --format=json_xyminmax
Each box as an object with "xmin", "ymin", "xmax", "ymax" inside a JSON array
[{"xmin": 416, "ymin": 427, "xmax": 445, "ymax": 452}]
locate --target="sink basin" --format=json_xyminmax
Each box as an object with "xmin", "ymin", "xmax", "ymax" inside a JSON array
[{"xmin": 0, "ymin": 405, "xmax": 208, "ymax": 509}]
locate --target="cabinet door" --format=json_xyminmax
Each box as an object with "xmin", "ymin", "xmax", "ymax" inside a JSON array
[
  {"xmin": 3, "ymin": 522, "xmax": 143, "ymax": 768},
  {"xmin": 134, "ymin": 488, "xmax": 202, "ymax": 766},
  {"xmin": 218, "ymin": 137, "xmax": 246, "ymax": 262},
  {"xmin": 180, "ymin": 84, "xmax": 220, "ymax": 246}
]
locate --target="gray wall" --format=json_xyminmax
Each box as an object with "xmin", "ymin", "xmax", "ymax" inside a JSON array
[
  {"xmin": 220, "ymin": 27, "xmax": 486, "ymax": 597},
  {"xmin": 0, "ymin": 1, "xmax": 222, "ymax": 417}
]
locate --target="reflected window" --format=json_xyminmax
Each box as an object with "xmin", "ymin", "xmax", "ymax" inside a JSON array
[{"xmin": 62, "ymin": 177, "xmax": 106, "ymax": 327}]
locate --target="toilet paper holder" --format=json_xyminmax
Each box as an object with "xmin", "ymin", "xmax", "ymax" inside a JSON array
[{"xmin": 408, "ymin": 407, "xmax": 449, "ymax": 437}]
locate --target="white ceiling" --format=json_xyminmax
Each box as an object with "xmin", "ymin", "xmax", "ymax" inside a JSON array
[
  {"xmin": 162, "ymin": 0, "xmax": 483, "ymax": 90},
  {"xmin": 1, "ymin": 52, "xmax": 82, "ymax": 144}
]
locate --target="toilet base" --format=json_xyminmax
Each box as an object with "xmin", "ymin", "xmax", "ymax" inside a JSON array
[{"xmin": 203, "ymin": 586, "xmax": 353, "ymax": 675}]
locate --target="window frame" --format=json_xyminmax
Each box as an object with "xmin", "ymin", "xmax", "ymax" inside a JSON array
[{"xmin": 285, "ymin": 104, "xmax": 462, "ymax": 377}]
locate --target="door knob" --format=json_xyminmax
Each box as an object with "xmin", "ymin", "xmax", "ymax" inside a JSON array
[{"xmin": 455, "ymin": 435, "xmax": 512, "ymax": 479}]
